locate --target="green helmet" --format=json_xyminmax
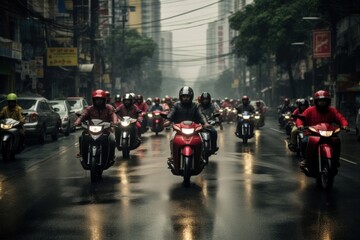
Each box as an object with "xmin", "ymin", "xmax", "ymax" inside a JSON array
[{"xmin": 7, "ymin": 93, "xmax": 17, "ymax": 101}]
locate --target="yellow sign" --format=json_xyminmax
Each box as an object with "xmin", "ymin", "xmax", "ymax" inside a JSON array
[{"xmin": 47, "ymin": 48, "xmax": 78, "ymax": 66}]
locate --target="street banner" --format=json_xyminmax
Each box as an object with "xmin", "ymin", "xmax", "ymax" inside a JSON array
[{"xmin": 313, "ymin": 30, "xmax": 331, "ymax": 59}]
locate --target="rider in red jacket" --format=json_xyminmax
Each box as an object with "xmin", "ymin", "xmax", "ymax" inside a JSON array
[{"xmin": 295, "ymin": 90, "xmax": 349, "ymax": 168}]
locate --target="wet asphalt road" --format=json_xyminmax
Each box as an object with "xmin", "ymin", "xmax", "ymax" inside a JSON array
[{"xmin": 0, "ymin": 116, "xmax": 359, "ymax": 240}]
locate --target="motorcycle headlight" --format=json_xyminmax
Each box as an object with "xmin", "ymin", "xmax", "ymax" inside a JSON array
[
  {"xmin": 121, "ymin": 121, "xmax": 130, "ymax": 127},
  {"xmin": 243, "ymin": 115, "xmax": 250, "ymax": 120},
  {"xmin": 147, "ymin": 113, "xmax": 153, "ymax": 118},
  {"xmin": 1, "ymin": 123, "xmax": 12, "ymax": 130},
  {"xmin": 181, "ymin": 128, "xmax": 194, "ymax": 135},
  {"xmin": 319, "ymin": 130, "xmax": 333, "ymax": 137},
  {"xmin": 254, "ymin": 115, "xmax": 260, "ymax": 119},
  {"xmin": 89, "ymin": 125, "xmax": 102, "ymax": 134}
]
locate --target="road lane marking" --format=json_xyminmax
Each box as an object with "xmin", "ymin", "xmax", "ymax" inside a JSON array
[
  {"xmin": 270, "ymin": 128, "xmax": 284, "ymax": 133},
  {"xmin": 340, "ymin": 157, "xmax": 357, "ymax": 165}
]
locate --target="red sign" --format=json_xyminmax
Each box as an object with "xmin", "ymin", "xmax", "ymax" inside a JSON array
[{"xmin": 313, "ymin": 30, "xmax": 331, "ymax": 59}]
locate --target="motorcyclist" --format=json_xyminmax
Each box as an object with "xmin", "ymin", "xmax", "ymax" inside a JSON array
[
  {"xmin": 114, "ymin": 94, "xmax": 122, "ymax": 108},
  {"xmin": 296, "ymin": 90, "xmax": 349, "ymax": 168},
  {"xmin": 165, "ymin": 95, "xmax": 174, "ymax": 109},
  {"xmin": 198, "ymin": 92, "xmax": 219, "ymax": 153},
  {"xmin": 115, "ymin": 93, "xmax": 142, "ymax": 143},
  {"xmin": 134, "ymin": 94, "xmax": 149, "ymax": 133},
  {"xmin": 74, "ymin": 89, "xmax": 118, "ymax": 159},
  {"xmin": 149, "ymin": 97, "xmax": 164, "ymax": 111},
  {"xmin": 145, "ymin": 97, "xmax": 153, "ymax": 109},
  {"xmin": 167, "ymin": 86, "xmax": 209, "ymax": 160},
  {"xmin": 308, "ymin": 97, "xmax": 314, "ymax": 106},
  {"xmin": 235, "ymin": 96, "xmax": 255, "ymax": 137},
  {"xmin": 221, "ymin": 97, "xmax": 232, "ymax": 108},
  {"xmin": 255, "ymin": 100, "xmax": 266, "ymax": 126},
  {"xmin": 0, "ymin": 93, "xmax": 26, "ymax": 149},
  {"xmin": 278, "ymin": 98, "xmax": 295, "ymax": 126},
  {"xmin": 288, "ymin": 98, "xmax": 309, "ymax": 152}
]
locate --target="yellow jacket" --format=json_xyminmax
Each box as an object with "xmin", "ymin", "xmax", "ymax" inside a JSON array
[{"xmin": 0, "ymin": 105, "xmax": 26, "ymax": 124}]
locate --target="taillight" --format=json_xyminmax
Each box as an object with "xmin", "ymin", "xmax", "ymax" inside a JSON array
[{"xmin": 28, "ymin": 112, "xmax": 39, "ymax": 123}]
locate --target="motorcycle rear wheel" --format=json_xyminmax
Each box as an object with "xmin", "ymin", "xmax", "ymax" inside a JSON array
[{"xmin": 316, "ymin": 158, "xmax": 334, "ymax": 191}]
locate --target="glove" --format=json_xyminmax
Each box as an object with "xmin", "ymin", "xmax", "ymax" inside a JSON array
[{"xmin": 342, "ymin": 126, "xmax": 350, "ymax": 132}]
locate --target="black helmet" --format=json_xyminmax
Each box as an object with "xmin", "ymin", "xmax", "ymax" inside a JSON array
[
  {"xmin": 200, "ymin": 92, "xmax": 211, "ymax": 106},
  {"xmin": 179, "ymin": 86, "xmax": 194, "ymax": 104},
  {"xmin": 115, "ymin": 94, "xmax": 121, "ymax": 101},
  {"xmin": 200, "ymin": 92, "xmax": 211, "ymax": 101},
  {"xmin": 242, "ymin": 95, "xmax": 250, "ymax": 105},
  {"xmin": 297, "ymin": 98, "xmax": 309, "ymax": 108}
]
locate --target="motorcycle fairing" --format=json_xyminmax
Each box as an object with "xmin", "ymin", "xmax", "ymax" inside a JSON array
[{"xmin": 182, "ymin": 145, "xmax": 193, "ymax": 156}]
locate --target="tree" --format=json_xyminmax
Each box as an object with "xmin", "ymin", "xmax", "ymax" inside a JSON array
[
  {"xmin": 229, "ymin": 0, "xmax": 320, "ymax": 98},
  {"xmin": 105, "ymin": 28, "xmax": 157, "ymax": 93}
]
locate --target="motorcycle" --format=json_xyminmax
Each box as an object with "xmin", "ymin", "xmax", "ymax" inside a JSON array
[
  {"xmin": 115, "ymin": 116, "xmax": 140, "ymax": 159},
  {"xmin": 0, "ymin": 118, "xmax": 24, "ymax": 161},
  {"xmin": 79, "ymin": 119, "xmax": 115, "ymax": 182},
  {"xmin": 235, "ymin": 111, "xmax": 254, "ymax": 143},
  {"xmin": 279, "ymin": 111, "xmax": 292, "ymax": 129},
  {"xmin": 253, "ymin": 110, "xmax": 264, "ymax": 129},
  {"xmin": 167, "ymin": 121, "xmax": 207, "ymax": 187},
  {"xmin": 300, "ymin": 123, "xmax": 346, "ymax": 190},
  {"xmin": 147, "ymin": 110, "xmax": 167, "ymax": 135},
  {"xmin": 200, "ymin": 113, "xmax": 221, "ymax": 163}
]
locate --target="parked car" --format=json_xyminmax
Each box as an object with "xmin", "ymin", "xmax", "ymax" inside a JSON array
[
  {"xmin": 0, "ymin": 97, "xmax": 61, "ymax": 144},
  {"xmin": 66, "ymin": 97, "xmax": 89, "ymax": 128},
  {"xmin": 49, "ymin": 100, "xmax": 76, "ymax": 136}
]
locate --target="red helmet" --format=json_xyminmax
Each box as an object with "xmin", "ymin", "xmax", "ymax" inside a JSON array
[
  {"xmin": 314, "ymin": 90, "xmax": 331, "ymax": 100},
  {"xmin": 314, "ymin": 90, "xmax": 331, "ymax": 111},
  {"xmin": 154, "ymin": 97, "xmax": 160, "ymax": 104},
  {"xmin": 92, "ymin": 89, "xmax": 106, "ymax": 99}
]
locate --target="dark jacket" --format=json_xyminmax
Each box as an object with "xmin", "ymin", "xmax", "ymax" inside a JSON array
[
  {"xmin": 236, "ymin": 104, "xmax": 255, "ymax": 114},
  {"xmin": 167, "ymin": 101, "xmax": 207, "ymax": 124}
]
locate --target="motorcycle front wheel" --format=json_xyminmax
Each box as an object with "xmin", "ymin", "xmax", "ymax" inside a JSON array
[
  {"xmin": 316, "ymin": 157, "xmax": 334, "ymax": 191},
  {"xmin": 2, "ymin": 141, "xmax": 14, "ymax": 161},
  {"xmin": 122, "ymin": 138, "xmax": 130, "ymax": 159},
  {"xmin": 183, "ymin": 156, "xmax": 192, "ymax": 187},
  {"xmin": 90, "ymin": 149, "xmax": 103, "ymax": 182}
]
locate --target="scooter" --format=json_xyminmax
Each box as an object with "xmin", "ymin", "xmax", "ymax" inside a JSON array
[
  {"xmin": 147, "ymin": 110, "xmax": 167, "ymax": 135},
  {"xmin": 0, "ymin": 118, "xmax": 24, "ymax": 161},
  {"xmin": 235, "ymin": 111, "xmax": 254, "ymax": 143},
  {"xmin": 200, "ymin": 112, "xmax": 221, "ymax": 163},
  {"xmin": 167, "ymin": 121, "xmax": 206, "ymax": 187},
  {"xmin": 79, "ymin": 119, "xmax": 115, "ymax": 182},
  {"xmin": 115, "ymin": 116, "xmax": 140, "ymax": 159},
  {"xmin": 300, "ymin": 123, "xmax": 346, "ymax": 190}
]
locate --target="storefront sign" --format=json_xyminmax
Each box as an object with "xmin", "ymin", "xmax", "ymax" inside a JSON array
[
  {"xmin": 47, "ymin": 47, "xmax": 78, "ymax": 66},
  {"xmin": 313, "ymin": 30, "xmax": 331, "ymax": 59}
]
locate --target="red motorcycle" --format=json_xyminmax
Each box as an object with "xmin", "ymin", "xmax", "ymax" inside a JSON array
[
  {"xmin": 167, "ymin": 121, "xmax": 207, "ymax": 187},
  {"xmin": 147, "ymin": 110, "xmax": 167, "ymax": 135},
  {"xmin": 301, "ymin": 123, "xmax": 346, "ymax": 190}
]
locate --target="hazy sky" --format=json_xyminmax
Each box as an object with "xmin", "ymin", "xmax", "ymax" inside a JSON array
[{"xmin": 160, "ymin": 0, "xmax": 219, "ymax": 84}]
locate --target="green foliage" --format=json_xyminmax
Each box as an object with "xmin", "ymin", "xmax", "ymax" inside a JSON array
[
  {"xmin": 229, "ymin": 0, "xmax": 320, "ymax": 66},
  {"xmin": 105, "ymin": 28, "xmax": 156, "ymax": 70}
]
